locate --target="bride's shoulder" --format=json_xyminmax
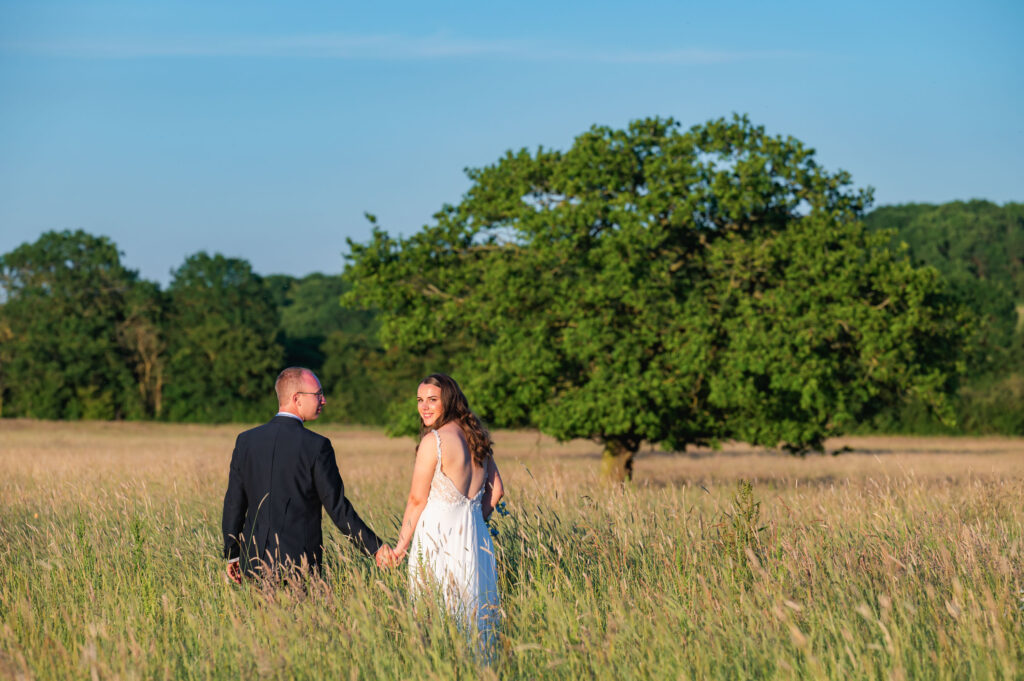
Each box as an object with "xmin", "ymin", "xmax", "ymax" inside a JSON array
[{"xmin": 436, "ymin": 421, "xmax": 466, "ymax": 443}]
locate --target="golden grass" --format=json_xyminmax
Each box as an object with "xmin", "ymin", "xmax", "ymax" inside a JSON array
[{"xmin": 1, "ymin": 420, "xmax": 1022, "ymax": 680}]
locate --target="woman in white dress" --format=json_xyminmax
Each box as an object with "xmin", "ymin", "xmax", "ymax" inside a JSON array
[{"xmin": 392, "ymin": 373, "xmax": 505, "ymax": 645}]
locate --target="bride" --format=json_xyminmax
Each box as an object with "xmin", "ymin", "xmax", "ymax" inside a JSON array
[{"xmin": 392, "ymin": 373, "xmax": 504, "ymax": 645}]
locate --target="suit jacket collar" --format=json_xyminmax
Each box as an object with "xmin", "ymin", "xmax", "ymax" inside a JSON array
[{"xmin": 271, "ymin": 414, "xmax": 304, "ymax": 427}]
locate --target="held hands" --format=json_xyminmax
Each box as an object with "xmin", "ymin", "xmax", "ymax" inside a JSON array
[
  {"xmin": 225, "ymin": 561, "xmax": 242, "ymax": 585},
  {"xmin": 375, "ymin": 544, "xmax": 402, "ymax": 569}
]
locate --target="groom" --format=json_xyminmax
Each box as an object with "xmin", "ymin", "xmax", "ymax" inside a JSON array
[{"xmin": 222, "ymin": 367, "xmax": 393, "ymax": 582}]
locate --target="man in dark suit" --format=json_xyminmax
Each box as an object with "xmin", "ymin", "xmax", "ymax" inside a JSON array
[{"xmin": 222, "ymin": 367, "xmax": 393, "ymax": 582}]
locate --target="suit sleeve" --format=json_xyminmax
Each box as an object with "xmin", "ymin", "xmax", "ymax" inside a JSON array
[
  {"xmin": 312, "ymin": 439, "xmax": 383, "ymax": 557},
  {"xmin": 221, "ymin": 435, "xmax": 248, "ymax": 560}
]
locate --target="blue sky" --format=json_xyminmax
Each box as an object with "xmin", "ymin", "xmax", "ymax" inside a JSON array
[{"xmin": 1, "ymin": 1, "xmax": 1021, "ymax": 285}]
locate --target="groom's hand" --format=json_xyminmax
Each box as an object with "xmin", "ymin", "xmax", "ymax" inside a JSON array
[
  {"xmin": 374, "ymin": 544, "xmax": 395, "ymax": 569},
  {"xmin": 225, "ymin": 560, "xmax": 242, "ymax": 584}
]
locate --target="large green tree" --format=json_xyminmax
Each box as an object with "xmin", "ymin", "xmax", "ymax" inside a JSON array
[
  {"xmin": 163, "ymin": 253, "xmax": 282, "ymax": 422},
  {"xmin": 346, "ymin": 116, "xmax": 966, "ymax": 477},
  {"xmin": 345, "ymin": 115, "xmax": 969, "ymax": 480},
  {"xmin": 0, "ymin": 230, "xmax": 143, "ymax": 419}
]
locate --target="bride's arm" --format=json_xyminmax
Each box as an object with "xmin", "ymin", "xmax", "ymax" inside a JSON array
[
  {"xmin": 481, "ymin": 458, "xmax": 504, "ymax": 522},
  {"xmin": 393, "ymin": 434, "xmax": 438, "ymax": 559}
]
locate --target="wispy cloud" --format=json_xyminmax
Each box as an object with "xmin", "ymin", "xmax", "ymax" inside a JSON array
[{"xmin": 0, "ymin": 32, "xmax": 804, "ymax": 64}]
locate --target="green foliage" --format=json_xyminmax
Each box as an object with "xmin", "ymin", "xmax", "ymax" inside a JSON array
[
  {"xmin": 862, "ymin": 201, "xmax": 1024, "ymax": 434},
  {"xmin": 259, "ymin": 272, "xmax": 420, "ymax": 426},
  {"xmin": 163, "ymin": 252, "xmax": 283, "ymax": 422},
  {"xmin": 117, "ymin": 278, "xmax": 168, "ymax": 418},
  {"xmin": 319, "ymin": 330, "xmax": 435, "ymax": 428},
  {"xmin": 261, "ymin": 273, "xmax": 296, "ymax": 314},
  {"xmin": 0, "ymin": 231, "xmax": 401, "ymax": 425},
  {"xmin": 283, "ymin": 274, "xmax": 373, "ymax": 340},
  {"xmin": 267, "ymin": 273, "xmax": 371, "ymax": 371},
  {"xmin": 345, "ymin": 115, "xmax": 969, "ymax": 464},
  {"xmin": 0, "ymin": 230, "xmax": 142, "ymax": 419},
  {"xmin": 864, "ymin": 200, "xmax": 1024, "ymax": 301},
  {"xmin": 0, "ymin": 234, "xmax": 400, "ymax": 425},
  {"xmin": 863, "ymin": 338, "xmax": 1024, "ymax": 436},
  {"xmin": 865, "ymin": 201, "xmax": 1023, "ymax": 366}
]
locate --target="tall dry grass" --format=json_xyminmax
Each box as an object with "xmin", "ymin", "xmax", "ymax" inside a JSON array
[{"xmin": 0, "ymin": 420, "xmax": 1021, "ymax": 680}]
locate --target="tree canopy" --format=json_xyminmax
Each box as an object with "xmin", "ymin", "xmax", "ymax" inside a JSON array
[
  {"xmin": 864, "ymin": 201, "xmax": 1022, "ymax": 359},
  {"xmin": 162, "ymin": 253, "xmax": 283, "ymax": 422},
  {"xmin": 0, "ymin": 230, "xmax": 142, "ymax": 419},
  {"xmin": 864, "ymin": 200, "xmax": 1024, "ymax": 300},
  {"xmin": 344, "ymin": 115, "xmax": 969, "ymax": 479},
  {"xmin": 862, "ymin": 200, "xmax": 1024, "ymax": 434},
  {"xmin": 0, "ymin": 232, "xmax": 403, "ymax": 425},
  {"xmin": 264, "ymin": 271, "xmax": 418, "ymax": 426},
  {"xmin": 2, "ymin": 123, "xmax": 1006, "ymax": 445}
]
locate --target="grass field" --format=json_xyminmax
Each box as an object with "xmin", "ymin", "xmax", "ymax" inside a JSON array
[{"xmin": 1, "ymin": 420, "xmax": 1022, "ymax": 680}]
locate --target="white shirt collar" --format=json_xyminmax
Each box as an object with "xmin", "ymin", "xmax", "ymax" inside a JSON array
[{"xmin": 275, "ymin": 411, "xmax": 303, "ymax": 422}]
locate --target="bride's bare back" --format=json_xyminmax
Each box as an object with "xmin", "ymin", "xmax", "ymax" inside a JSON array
[{"xmin": 435, "ymin": 421, "xmax": 487, "ymax": 498}]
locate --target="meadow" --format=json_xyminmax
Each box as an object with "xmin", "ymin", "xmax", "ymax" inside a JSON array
[{"xmin": 0, "ymin": 420, "xmax": 1021, "ymax": 680}]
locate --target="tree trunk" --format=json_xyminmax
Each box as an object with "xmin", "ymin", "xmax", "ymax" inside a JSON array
[{"xmin": 600, "ymin": 439, "xmax": 636, "ymax": 483}]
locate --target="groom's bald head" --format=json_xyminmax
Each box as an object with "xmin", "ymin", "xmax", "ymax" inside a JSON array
[{"xmin": 275, "ymin": 367, "xmax": 312, "ymax": 407}]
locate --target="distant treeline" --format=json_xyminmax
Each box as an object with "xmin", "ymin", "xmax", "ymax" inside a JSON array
[
  {"xmin": 0, "ymin": 199, "xmax": 1021, "ymax": 433},
  {"xmin": 862, "ymin": 200, "xmax": 1024, "ymax": 434},
  {"xmin": 0, "ymin": 234, "xmax": 416, "ymax": 425}
]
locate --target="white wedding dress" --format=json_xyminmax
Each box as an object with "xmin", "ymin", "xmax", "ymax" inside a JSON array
[{"xmin": 408, "ymin": 429, "xmax": 500, "ymax": 645}]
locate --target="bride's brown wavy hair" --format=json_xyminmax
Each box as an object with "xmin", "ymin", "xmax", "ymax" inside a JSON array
[{"xmin": 418, "ymin": 373, "xmax": 493, "ymax": 466}]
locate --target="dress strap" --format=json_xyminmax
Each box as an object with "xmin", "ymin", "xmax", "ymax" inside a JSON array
[{"xmin": 431, "ymin": 429, "xmax": 442, "ymax": 472}]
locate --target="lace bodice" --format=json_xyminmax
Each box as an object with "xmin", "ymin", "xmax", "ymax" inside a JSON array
[{"xmin": 427, "ymin": 429, "xmax": 483, "ymax": 508}]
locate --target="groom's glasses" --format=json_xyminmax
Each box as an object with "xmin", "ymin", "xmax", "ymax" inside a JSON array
[{"xmin": 295, "ymin": 390, "xmax": 325, "ymax": 400}]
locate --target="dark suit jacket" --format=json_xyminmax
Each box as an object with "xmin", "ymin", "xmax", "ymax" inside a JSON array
[{"xmin": 221, "ymin": 415, "xmax": 382, "ymax": 574}]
